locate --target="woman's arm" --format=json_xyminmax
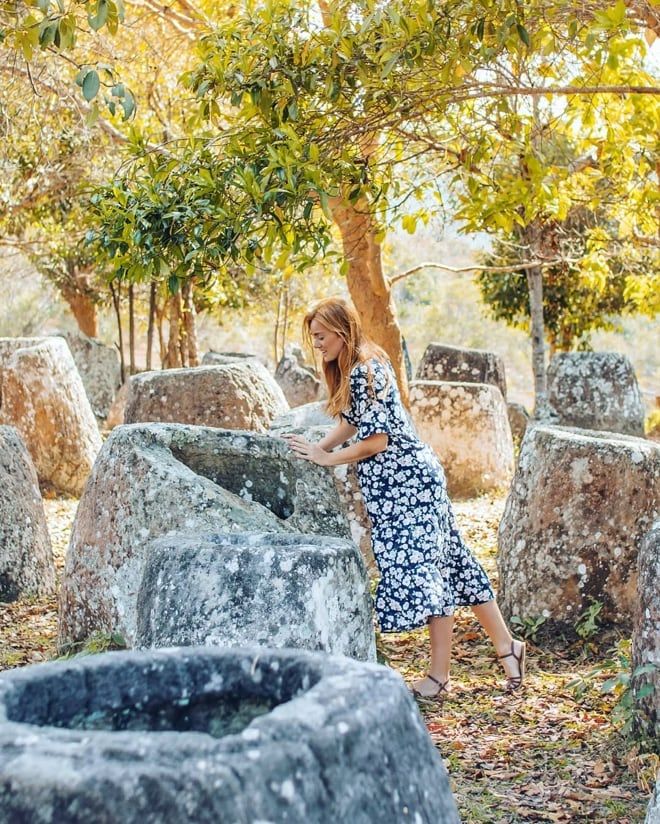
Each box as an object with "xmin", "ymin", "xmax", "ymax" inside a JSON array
[
  {"xmin": 284, "ymin": 432, "xmax": 388, "ymax": 467},
  {"xmin": 317, "ymin": 418, "xmax": 357, "ymax": 451}
]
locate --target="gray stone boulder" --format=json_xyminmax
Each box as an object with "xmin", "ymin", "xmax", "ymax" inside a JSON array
[
  {"xmin": 410, "ymin": 380, "xmax": 514, "ymax": 497},
  {"xmin": 270, "ymin": 400, "xmax": 334, "ymax": 431},
  {"xmin": 104, "ymin": 380, "xmax": 129, "ymax": 430},
  {"xmin": 547, "ymin": 352, "xmax": 645, "ymax": 436},
  {"xmin": 0, "ymin": 647, "xmax": 459, "ymax": 823},
  {"xmin": 632, "ymin": 520, "xmax": 660, "ymax": 748},
  {"xmin": 135, "ymin": 532, "xmax": 375, "ymax": 661},
  {"xmin": 201, "ymin": 350, "xmax": 260, "ymax": 365},
  {"xmin": 125, "ymin": 362, "xmax": 289, "ymax": 432},
  {"xmin": 275, "ymin": 344, "xmax": 322, "ymax": 407},
  {"xmin": 0, "ymin": 426, "xmax": 55, "ymax": 602},
  {"xmin": 59, "ymin": 423, "xmax": 351, "ymax": 648},
  {"xmin": 507, "ymin": 402, "xmax": 530, "ymax": 445},
  {"xmin": 498, "ymin": 425, "xmax": 660, "ymax": 629},
  {"xmin": 270, "ymin": 419, "xmax": 375, "ymax": 572},
  {"xmin": 64, "ymin": 331, "xmax": 121, "ymax": 422},
  {"xmin": 646, "ymin": 777, "xmax": 660, "ymax": 824},
  {"xmin": 0, "ymin": 337, "xmax": 101, "ymax": 495},
  {"xmin": 417, "ymin": 342, "xmax": 507, "ymax": 399}
]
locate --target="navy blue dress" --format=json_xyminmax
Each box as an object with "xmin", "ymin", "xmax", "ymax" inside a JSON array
[{"xmin": 342, "ymin": 358, "xmax": 495, "ymax": 632}]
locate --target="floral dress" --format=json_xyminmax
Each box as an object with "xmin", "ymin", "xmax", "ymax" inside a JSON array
[{"xmin": 342, "ymin": 358, "xmax": 495, "ymax": 632}]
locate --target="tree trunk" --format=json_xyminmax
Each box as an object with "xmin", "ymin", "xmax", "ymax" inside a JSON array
[
  {"xmin": 523, "ymin": 223, "xmax": 550, "ymax": 419},
  {"xmin": 128, "ymin": 283, "xmax": 136, "ymax": 375},
  {"xmin": 109, "ymin": 281, "xmax": 126, "ymax": 383},
  {"xmin": 146, "ymin": 282, "xmax": 157, "ymax": 371},
  {"xmin": 165, "ymin": 292, "xmax": 183, "ymax": 369},
  {"xmin": 330, "ymin": 198, "xmax": 408, "ymax": 403},
  {"xmin": 274, "ymin": 288, "xmax": 283, "ymax": 365},
  {"xmin": 156, "ymin": 298, "xmax": 166, "ymax": 367},
  {"xmin": 61, "ymin": 290, "xmax": 99, "ymax": 338},
  {"xmin": 182, "ymin": 281, "xmax": 199, "ymax": 367}
]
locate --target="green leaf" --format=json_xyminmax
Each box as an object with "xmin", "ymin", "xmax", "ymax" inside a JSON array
[
  {"xmin": 88, "ymin": 0, "xmax": 109, "ymax": 32},
  {"xmin": 516, "ymin": 23, "xmax": 530, "ymax": 47},
  {"xmin": 319, "ymin": 190, "xmax": 332, "ymax": 220},
  {"xmin": 82, "ymin": 69, "xmax": 100, "ymax": 102},
  {"xmin": 120, "ymin": 89, "xmax": 136, "ymax": 120}
]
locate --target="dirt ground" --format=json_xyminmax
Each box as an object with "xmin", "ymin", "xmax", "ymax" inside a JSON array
[{"xmin": 0, "ymin": 493, "xmax": 656, "ymax": 823}]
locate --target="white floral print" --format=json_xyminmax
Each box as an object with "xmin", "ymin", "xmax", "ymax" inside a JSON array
[{"xmin": 342, "ymin": 358, "xmax": 495, "ymax": 632}]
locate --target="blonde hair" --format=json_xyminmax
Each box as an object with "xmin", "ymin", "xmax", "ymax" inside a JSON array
[{"xmin": 302, "ymin": 297, "xmax": 388, "ymax": 416}]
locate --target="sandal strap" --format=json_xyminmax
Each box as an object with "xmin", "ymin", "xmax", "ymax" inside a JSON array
[{"xmin": 498, "ymin": 642, "xmax": 522, "ymax": 662}]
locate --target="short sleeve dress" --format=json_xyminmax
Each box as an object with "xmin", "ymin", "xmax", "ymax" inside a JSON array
[{"xmin": 342, "ymin": 357, "xmax": 495, "ymax": 633}]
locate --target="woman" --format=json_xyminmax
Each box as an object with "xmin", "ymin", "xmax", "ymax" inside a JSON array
[{"xmin": 283, "ymin": 297, "xmax": 525, "ymax": 699}]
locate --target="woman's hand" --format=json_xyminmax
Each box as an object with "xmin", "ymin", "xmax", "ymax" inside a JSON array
[{"xmin": 281, "ymin": 434, "xmax": 331, "ymax": 466}]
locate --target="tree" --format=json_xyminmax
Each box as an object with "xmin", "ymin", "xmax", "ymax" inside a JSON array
[
  {"xmin": 476, "ymin": 206, "xmax": 658, "ymax": 354},
  {"xmin": 86, "ymin": 0, "xmax": 659, "ymax": 399}
]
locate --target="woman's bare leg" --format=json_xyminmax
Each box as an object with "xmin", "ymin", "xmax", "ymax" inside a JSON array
[
  {"xmin": 471, "ymin": 600, "xmax": 524, "ymax": 680},
  {"xmin": 412, "ymin": 615, "xmax": 454, "ymax": 697}
]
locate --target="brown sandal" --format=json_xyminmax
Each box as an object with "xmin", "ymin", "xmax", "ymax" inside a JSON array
[
  {"xmin": 498, "ymin": 640, "xmax": 526, "ymax": 691},
  {"xmin": 412, "ymin": 674, "xmax": 451, "ymax": 701}
]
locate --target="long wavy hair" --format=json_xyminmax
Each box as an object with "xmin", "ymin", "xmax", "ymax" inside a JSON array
[{"xmin": 302, "ymin": 297, "xmax": 389, "ymax": 417}]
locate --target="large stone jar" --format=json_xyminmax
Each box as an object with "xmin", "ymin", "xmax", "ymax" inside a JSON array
[{"xmin": 0, "ymin": 647, "xmax": 460, "ymax": 823}]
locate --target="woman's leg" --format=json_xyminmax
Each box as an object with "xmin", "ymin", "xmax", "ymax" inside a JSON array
[
  {"xmin": 472, "ymin": 600, "xmax": 525, "ymax": 682},
  {"xmin": 412, "ymin": 614, "xmax": 454, "ymax": 697}
]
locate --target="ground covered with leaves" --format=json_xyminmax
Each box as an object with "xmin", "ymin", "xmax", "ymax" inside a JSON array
[{"xmin": 0, "ymin": 494, "xmax": 656, "ymax": 822}]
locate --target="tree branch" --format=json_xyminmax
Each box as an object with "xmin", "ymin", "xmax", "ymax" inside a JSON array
[{"xmin": 387, "ymin": 259, "xmax": 578, "ymax": 286}]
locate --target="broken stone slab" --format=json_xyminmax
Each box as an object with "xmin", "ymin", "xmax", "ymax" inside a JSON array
[
  {"xmin": 547, "ymin": 352, "xmax": 645, "ymax": 437},
  {"xmin": 416, "ymin": 342, "xmax": 507, "ymax": 400},
  {"xmin": 125, "ymin": 362, "xmax": 289, "ymax": 432},
  {"xmin": 410, "ymin": 380, "xmax": 514, "ymax": 497},
  {"xmin": 0, "ymin": 426, "xmax": 55, "ymax": 602},
  {"xmin": 632, "ymin": 520, "xmax": 660, "ymax": 748},
  {"xmin": 498, "ymin": 425, "xmax": 660, "ymax": 629},
  {"xmin": 58, "ymin": 423, "xmax": 351, "ymax": 648},
  {"xmin": 63, "ymin": 331, "xmax": 121, "ymax": 422},
  {"xmin": 0, "ymin": 647, "xmax": 459, "ymax": 823},
  {"xmin": 135, "ymin": 532, "xmax": 375, "ymax": 662},
  {"xmin": 275, "ymin": 344, "xmax": 323, "ymax": 407},
  {"xmin": 0, "ymin": 337, "xmax": 101, "ymax": 496}
]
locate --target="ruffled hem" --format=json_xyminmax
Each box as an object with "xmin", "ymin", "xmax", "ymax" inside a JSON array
[{"xmin": 377, "ymin": 597, "xmax": 495, "ymax": 634}]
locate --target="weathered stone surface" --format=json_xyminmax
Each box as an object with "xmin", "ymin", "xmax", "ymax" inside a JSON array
[
  {"xmin": 0, "ymin": 426, "xmax": 54, "ymax": 602},
  {"xmin": 632, "ymin": 520, "xmax": 660, "ymax": 748},
  {"xmin": 64, "ymin": 331, "xmax": 121, "ymax": 422},
  {"xmin": 547, "ymin": 352, "xmax": 645, "ymax": 436},
  {"xmin": 507, "ymin": 402, "xmax": 530, "ymax": 445},
  {"xmin": 59, "ymin": 423, "xmax": 351, "ymax": 648},
  {"xmin": 275, "ymin": 344, "xmax": 322, "ymax": 407},
  {"xmin": 645, "ymin": 777, "xmax": 660, "ymax": 824},
  {"xmin": 270, "ymin": 418, "xmax": 375, "ymax": 571},
  {"xmin": 270, "ymin": 400, "xmax": 334, "ymax": 431},
  {"xmin": 410, "ymin": 380, "xmax": 514, "ymax": 497},
  {"xmin": 201, "ymin": 350, "xmax": 260, "ymax": 365},
  {"xmin": 0, "ymin": 337, "xmax": 101, "ymax": 495},
  {"xmin": 135, "ymin": 533, "xmax": 375, "ymax": 661},
  {"xmin": 416, "ymin": 342, "xmax": 507, "ymax": 399},
  {"xmin": 498, "ymin": 425, "xmax": 660, "ymax": 628},
  {"xmin": 104, "ymin": 380, "xmax": 129, "ymax": 430},
  {"xmin": 125, "ymin": 362, "xmax": 289, "ymax": 432},
  {"xmin": 0, "ymin": 647, "xmax": 459, "ymax": 824}
]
